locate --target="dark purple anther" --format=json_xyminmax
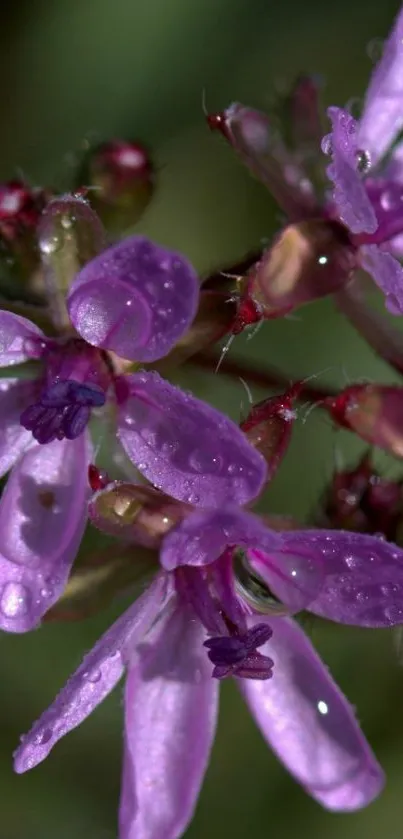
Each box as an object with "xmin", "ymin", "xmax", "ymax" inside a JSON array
[
  {"xmin": 203, "ymin": 622, "xmax": 274, "ymax": 680},
  {"xmin": 20, "ymin": 379, "xmax": 106, "ymax": 444}
]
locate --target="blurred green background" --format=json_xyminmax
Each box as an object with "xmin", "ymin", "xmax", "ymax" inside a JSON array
[{"xmin": 1, "ymin": 0, "xmax": 403, "ymax": 837}]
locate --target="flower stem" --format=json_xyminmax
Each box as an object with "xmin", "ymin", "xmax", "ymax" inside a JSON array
[{"xmin": 190, "ymin": 351, "xmax": 334, "ymax": 402}]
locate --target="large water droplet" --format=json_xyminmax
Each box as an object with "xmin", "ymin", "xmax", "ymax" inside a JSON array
[
  {"xmin": 0, "ymin": 582, "xmax": 30, "ymax": 618},
  {"xmin": 189, "ymin": 450, "xmax": 223, "ymax": 474},
  {"xmin": 34, "ymin": 728, "xmax": 53, "ymax": 746}
]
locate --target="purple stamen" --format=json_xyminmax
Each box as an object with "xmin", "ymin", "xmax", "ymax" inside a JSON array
[
  {"xmin": 20, "ymin": 379, "xmax": 106, "ymax": 444},
  {"xmin": 203, "ymin": 622, "xmax": 274, "ymax": 680}
]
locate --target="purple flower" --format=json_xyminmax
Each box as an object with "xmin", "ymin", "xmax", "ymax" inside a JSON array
[
  {"xmin": 0, "ymin": 233, "xmax": 266, "ymax": 633},
  {"xmin": 16, "ymin": 504, "xmax": 403, "ymax": 835},
  {"xmin": 208, "ymin": 8, "xmax": 403, "ymax": 316}
]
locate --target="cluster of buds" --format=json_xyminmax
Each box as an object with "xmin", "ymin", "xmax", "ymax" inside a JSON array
[{"xmin": 4, "ymin": 7, "xmax": 403, "ymax": 839}]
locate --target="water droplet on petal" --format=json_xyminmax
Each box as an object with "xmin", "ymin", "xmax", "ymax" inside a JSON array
[
  {"xmin": 34, "ymin": 727, "xmax": 53, "ymax": 746},
  {"xmin": 321, "ymin": 135, "xmax": 333, "ymax": 156},
  {"xmin": 317, "ymin": 700, "xmax": 329, "ymax": 715},
  {"xmin": 355, "ymin": 149, "xmax": 371, "ymax": 174},
  {"xmin": 188, "ymin": 450, "xmax": 223, "ymax": 474},
  {"xmin": 0, "ymin": 582, "xmax": 30, "ymax": 618},
  {"xmin": 366, "ymin": 37, "xmax": 384, "ymax": 63},
  {"xmin": 88, "ymin": 669, "xmax": 102, "ymax": 684},
  {"xmin": 384, "ymin": 604, "xmax": 403, "ymax": 623}
]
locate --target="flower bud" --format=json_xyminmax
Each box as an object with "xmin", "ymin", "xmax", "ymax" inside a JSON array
[
  {"xmin": 240, "ymin": 383, "xmax": 300, "ymax": 483},
  {"xmin": 38, "ymin": 193, "xmax": 106, "ymax": 329},
  {"xmin": 325, "ymin": 384, "xmax": 403, "ymax": 457},
  {"xmin": 247, "ymin": 219, "xmax": 356, "ymax": 317},
  {"xmin": 78, "ymin": 140, "xmax": 154, "ymax": 233},
  {"xmin": 89, "ymin": 482, "xmax": 189, "ymax": 548},
  {"xmin": 0, "ymin": 180, "xmax": 50, "ymax": 301},
  {"xmin": 317, "ymin": 452, "xmax": 403, "ymax": 540}
]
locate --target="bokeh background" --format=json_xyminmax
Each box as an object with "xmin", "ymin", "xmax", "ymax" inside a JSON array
[{"xmin": 1, "ymin": 0, "xmax": 403, "ymax": 836}]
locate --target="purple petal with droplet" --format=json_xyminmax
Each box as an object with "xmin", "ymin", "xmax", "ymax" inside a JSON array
[
  {"xmin": 0, "ymin": 311, "xmax": 45, "ymax": 367},
  {"xmin": 323, "ymin": 107, "xmax": 377, "ymax": 234},
  {"xmin": 358, "ymin": 7, "xmax": 403, "ymax": 165},
  {"xmin": 117, "ymin": 372, "xmax": 267, "ymax": 506},
  {"xmin": 360, "ymin": 243, "xmax": 403, "ymax": 313},
  {"xmin": 161, "ymin": 508, "xmax": 323, "ymax": 611},
  {"xmin": 240, "ymin": 616, "xmax": 384, "ymax": 810},
  {"xmin": 120, "ymin": 602, "xmax": 218, "ymax": 839},
  {"xmin": 14, "ymin": 574, "xmax": 169, "ymax": 771},
  {"xmin": 0, "ymin": 379, "xmax": 34, "ymax": 478},
  {"xmin": 67, "ymin": 236, "xmax": 199, "ymax": 362},
  {"xmin": 0, "ymin": 435, "xmax": 91, "ymax": 631},
  {"xmin": 276, "ymin": 528, "xmax": 403, "ymax": 627}
]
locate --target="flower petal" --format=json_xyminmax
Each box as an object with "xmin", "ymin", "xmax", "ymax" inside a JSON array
[
  {"xmin": 358, "ymin": 7, "xmax": 403, "ymax": 165},
  {"xmin": 360, "ymin": 243, "xmax": 403, "ymax": 314},
  {"xmin": 0, "ymin": 311, "xmax": 45, "ymax": 367},
  {"xmin": 67, "ymin": 236, "xmax": 199, "ymax": 362},
  {"xmin": 276, "ymin": 528, "xmax": 403, "ymax": 627},
  {"xmin": 161, "ymin": 508, "xmax": 323, "ymax": 611},
  {"xmin": 240, "ymin": 616, "xmax": 384, "ymax": 810},
  {"xmin": 323, "ymin": 107, "xmax": 377, "ymax": 234},
  {"xmin": 0, "ymin": 435, "xmax": 90, "ymax": 630},
  {"xmin": 0, "ymin": 379, "xmax": 33, "ymax": 478},
  {"xmin": 14, "ymin": 574, "xmax": 169, "ymax": 772},
  {"xmin": 119, "ymin": 601, "xmax": 218, "ymax": 839},
  {"xmin": 117, "ymin": 372, "xmax": 267, "ymax": 507}
]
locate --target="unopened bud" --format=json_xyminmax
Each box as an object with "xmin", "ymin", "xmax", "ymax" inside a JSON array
[
  {"xmin": 325, "ymin": 384, "xmax": 403, "ymax": 457},
  {"xmin": 317, "ymin": 452, "xmax": 403, "ymax": 540},
  {"xmin": 247, "ymin": 219, "xmax": 356, "ymax": 317},
  {"xmin": 240, "ymin": 383, "xmax": 300, "ymax": 482},
  {"xmin": 78, "ymin": 140, "xmax": 154, "ymax": 233},
  {"xmin": 38, "ymin": 193, "xmax": 106, "ymax": 329},
  {"xmin": 89, "ymin": 482, "xmax": 189, "ymax": 548},
  {"xmin": 0, "ymin": 180, "xmax": 50, "ymax": 301}
]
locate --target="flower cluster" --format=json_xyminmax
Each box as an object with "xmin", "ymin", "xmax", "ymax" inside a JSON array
[{"xmin": 2, "ymin": 8, "xmax": 403, "ymax": 839}]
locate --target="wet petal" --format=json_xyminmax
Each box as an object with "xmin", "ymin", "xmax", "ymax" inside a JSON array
[
  {"xmin": 240, "ymin": 616, "xmax": 383, "ymax": 810},
  {"xmin": 161, "ymin": 508, "xmax": 323, "ymax": 612},
  {"xmin": 14, "ymin": 574, "xmax": 169, "ymax": 771},
  {"xmin": 0, "ymin": 311, "xmax": 45, "ymax": 367},
  {"xmin": 0, "ymin": 435, "xmax": 90, "ymax": 629},
  {"xmin": 67, "ymin": 236, "xmax": 199, "ymax": 362},
  {"xmin": 120, "ymin": 602, "xmax": 218, "ymax": 839},
  {"xmin": 117, "ymin": 372, "xmax": 267, "ymax": 507},
  {"xmin": 358, "ymin": 7, "xmax": 403, "ymax": 165},
  {"xmin": 277, "ymin": 528, "xmax": 403, "ymax": 627},
  {"xmin": 360, "ymin": 243, "xmax": 403, "ymax": 314},
  {"xmin": 323, "ymin": 107, "xmax": 377, "ymax": 234},
  {"xmin": 0, "ymin": 379, "xmax": 33, "ymax": 478}
]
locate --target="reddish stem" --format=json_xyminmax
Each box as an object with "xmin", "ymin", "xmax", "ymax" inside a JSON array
[{"xmin": 191, "ymin": 351, "xmax": 335, "ymax": 403}]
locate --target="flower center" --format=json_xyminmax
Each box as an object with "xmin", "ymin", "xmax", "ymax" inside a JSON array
[
  {"xmin": 203, "ymin": 623, "xmax": 274, "ymax": 680},
  {"xmin": 20, "ymin": 379, "xmax": 106, "ymax": 444},
  {"xmin": 175, "ymin": 550, "xmax": 275, "ymax": 681},
  {"xmin": 20, "ymin": 338, "xmax": 110, "ymax": 444}
]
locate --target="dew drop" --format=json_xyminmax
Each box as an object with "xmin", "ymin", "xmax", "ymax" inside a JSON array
[
  {"xmin": 380, "ymin": 583, "xmax": 400, "ymax": 597},
  {"xmin": 189, "ymin": 451, "xmax": 224, "ymax": 474},
  {"xmin": 321, "ymin": 135, "xmax": 333, "ymax": 156},
  {"xmin": 366, "ymin": 37, "xmax": 384, "ymax": 63},
  {"xmin": 88, "ymin": 669, "xmax": 102, "ymax": 684},
  {"xmin": 0, "ymin": 582, "xmax": 30, "ymax": 618},
  {"xmin": 355, "ymin": 149, "xmax": 371, "ymax": 174},
  {"xmin": 187, "ymin": 493, "xmax": 200, "ymax": 504},
  {"xmin": 34, "ymin": 727, "xmax": 53, "ymax": 746},
  {"xmin": 317, "ymin": 700, "xmax": 329, "ymax": 715},
  {"xmin": 380, "ymin": 187, "xmax": 403, "ymax": 212},
  {"xmin": 39, "ymin": 234, "xmax": 60, "ymax": 255},
  {"xmin": 384, "ymin": 604, "xmax": 403, "ymax": 623}
]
